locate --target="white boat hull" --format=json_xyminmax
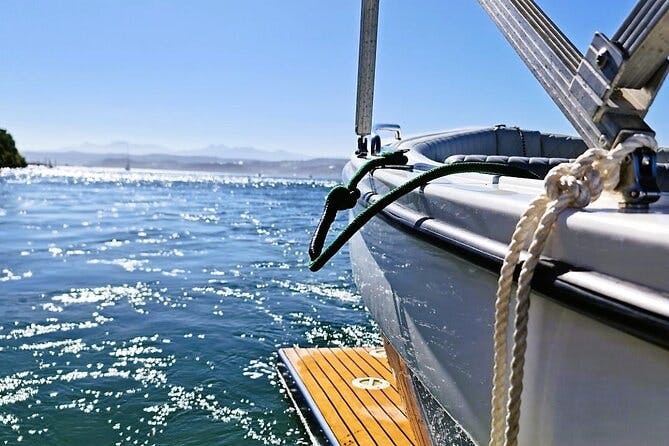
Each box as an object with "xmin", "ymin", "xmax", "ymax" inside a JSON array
[
  {"xmin": 350, "ymin": 215, "xmax": 669, "ymax": 445},
  {"xmin": 344, "ymin": 128, "xmax": 669, "ymax": 445}
]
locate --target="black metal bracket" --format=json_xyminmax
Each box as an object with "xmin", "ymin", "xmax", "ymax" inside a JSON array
[
  {"xmin": 618, "ymin": 147, "xmax": 661, "ymax": 209},
  {"xmin": 370, "ymin": 135, "xmax": 381, "ymax": 155},
  {"xmin": 356, "ymin": 136, "xmax": 369, "ymax": 158}
]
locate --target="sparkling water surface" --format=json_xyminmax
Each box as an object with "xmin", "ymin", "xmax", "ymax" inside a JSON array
[{"xmin": 0, "ymin": 166, "xmax": 378, "ymax": 445}]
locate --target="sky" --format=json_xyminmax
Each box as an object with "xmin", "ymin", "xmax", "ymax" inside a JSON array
[{"xmin": 2, "ymin": 0, "xmax": 667, "ymax": 157}]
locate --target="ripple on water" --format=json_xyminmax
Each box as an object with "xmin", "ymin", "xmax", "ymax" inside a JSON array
[
  {"xmin": 87, "ymin": 258, "xmax": 149, "ymax": 272},
  {"xmin": 0, "ymin": 166, "xmax": 373, "ymax": 446},
  {"xmin": 272, "ymin": 279, "xmax": 361, "ymax": 303}
]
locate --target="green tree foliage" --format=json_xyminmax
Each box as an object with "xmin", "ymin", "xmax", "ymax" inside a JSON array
[{"xmin": 0, "ymin": 128, "xmax": 27, "ymax": 168}]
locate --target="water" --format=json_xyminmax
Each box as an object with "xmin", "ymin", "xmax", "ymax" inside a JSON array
[{"xmin": 0, "ymin": 166, "xmax": 378, "ymax": 445}]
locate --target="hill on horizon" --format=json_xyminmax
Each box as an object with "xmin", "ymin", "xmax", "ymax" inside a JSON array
[
  {"xmin": 22, "ymin": 150, "xmax": 346, "ymax": 179},
  {"xmin": 36, "ymin": 141, "xmax": 314, "ymax": 162}
]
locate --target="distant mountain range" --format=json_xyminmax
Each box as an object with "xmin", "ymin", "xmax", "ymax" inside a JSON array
[
  {"xmin": 23, "ymin": 140, "xmax": 345, "ymax": 178},
  {"xmin": 23, "ymin": 150, "xmax": 346, "ymax": 179},
  {"xmin": 54, "ymin": 141, "xmax": 172, "ymax": 156},
  {"xmin": 39, "ymin": 141, "xmax": 310, "ymax": 161},
  {"xmin": 190, "ymin": 144, "xmax": 308, "ymax": 161}
]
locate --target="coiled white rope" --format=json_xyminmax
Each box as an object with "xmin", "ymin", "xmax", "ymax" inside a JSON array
[{"xmin": 488, "ymin": 133, "xmax": 658, "ymax": 446}]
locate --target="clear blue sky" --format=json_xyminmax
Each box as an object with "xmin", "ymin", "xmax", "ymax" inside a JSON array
[{"xmin": 2, "ymin": 0, "xmax": 666, "ymax": 157}]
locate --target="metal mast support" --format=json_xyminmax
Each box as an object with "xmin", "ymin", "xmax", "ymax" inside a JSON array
[
  {"xmin": 355, "ymin": 0, "xmax": 380, "ymax": 156},
  {"xmin": 478, "ymin": 0, "xmax": 669, "ymax": 207}
]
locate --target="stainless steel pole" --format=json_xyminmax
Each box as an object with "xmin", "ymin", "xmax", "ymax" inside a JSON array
[{"xmin": 354, "ymin": 0, "xmax": 380, "ymax": 154}]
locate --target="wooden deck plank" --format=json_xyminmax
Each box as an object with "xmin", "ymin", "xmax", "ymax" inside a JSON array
[
  {"xmin": 290, "ymin": 347, "xmax": 379, "ymax": 445},
  {"xmin": 329, "ymin": 347, "xmax": 407, "ymax": 416},
  {"xmin": 341, "ymin": 347, "xmax": 402, "ymax": 393},
  {"xmin": 281, "ymin": 348, "xmax": 356, "ymax": 444},
  {"xmin": 340, "ymin": 347, "xmax": 398, "ymax": 384},
  {"xmin": 279, "ymin": 346, "xmax": 418, "ymax": 446},
  {"xmin": 384, "ymin": 340, "xmax": 433, "ymax": 446},
  {"xmin": 310, "ymin": 348, "xmax": 406, "ymax": 444},
  {"xmin": 317, "ymin": 348, "xmax": 415, "ymax": 444},
  {"xmin": 305, "ymin": 348, "xmax": 391, "ymax": 445}
]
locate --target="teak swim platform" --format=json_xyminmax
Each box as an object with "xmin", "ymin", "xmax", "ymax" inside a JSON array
[{"xmin": 278, "ymin": 347, "xmax": 420, "ymax": 446}]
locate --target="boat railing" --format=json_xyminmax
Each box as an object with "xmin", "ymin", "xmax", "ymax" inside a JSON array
[
  {"xmin": 369, "ymin": 123, "xmax": 402, "ymax": 155},
  {"xmin": 373, "ymin": 123, "xmax": 402, "ymax": 141}
]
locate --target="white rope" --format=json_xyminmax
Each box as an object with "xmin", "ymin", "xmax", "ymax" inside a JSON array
[{"xmin": 488, "ymin": 133, "xmax": 658, "ymax": 446}]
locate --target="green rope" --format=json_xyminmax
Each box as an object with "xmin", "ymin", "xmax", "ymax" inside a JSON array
[
  {"xmin": 309, "ymin": 162, "xmax": 539, "ymax": 272},
  {"xmin": 308, "ymin": 149, "xmax": 408, "ymax": 261},
  {"xmin": 346, "ymin": 149, "xmax": 409, "ymax": 188}
]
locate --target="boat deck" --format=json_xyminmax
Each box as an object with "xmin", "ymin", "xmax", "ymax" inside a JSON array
[{"xmin": 278, "ymin": 346, "xmax": 418, "ymax": 446}]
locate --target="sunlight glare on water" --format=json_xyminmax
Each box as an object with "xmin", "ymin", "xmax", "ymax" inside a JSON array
[{"xmin": 0, "ymin": 166, "xmax": 379, "ymax": 445}]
